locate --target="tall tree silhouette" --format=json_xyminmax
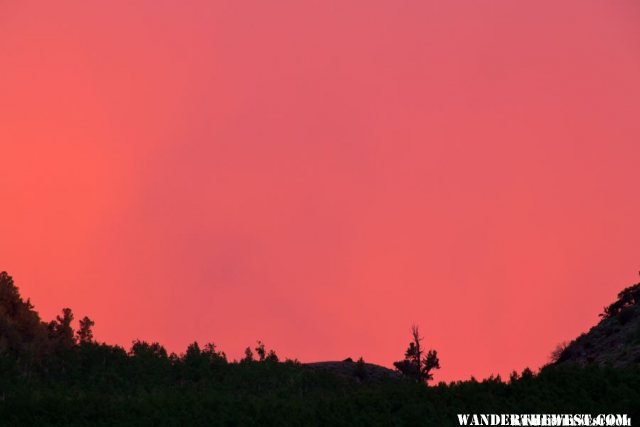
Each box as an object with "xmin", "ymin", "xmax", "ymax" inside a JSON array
[
  {"xmin": 241, "ymin": 346, "xmax": 254, "ymax": 363},
  {"xmin": 77, "ymin": 316, "xmax": 95, "ymax": 343},
  {"xmin": 255, "ymin": 341, "xmax": 266, "ymax": 361},
  {"xmin": 49, "ymin": 308, "xmax": 76, "ymax": 348},
  {"xmin": 0, "ymin": 271, "xmax": 49, "ymax": 362},
  {"xmin": 394, "ymin": 325, "xmax": 440, "ymax": 383}
]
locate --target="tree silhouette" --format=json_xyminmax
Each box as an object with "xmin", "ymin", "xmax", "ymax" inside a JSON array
[
  {"xmin": 0, "ymin": 271, "xmax": 22, "ymax": 317},
  {"xmin": 77, "ymin": 316, "xmax": 95, "ymax": 344},
  {"xmin": 265, "ymin": 349, "xmax": 279, "ymax": 363},
  {"xmin": 201, "ymin": 342, "xmax": 227, "ymax": 365},
  {"xmin": 241, "ymin": 346, "xmax": 254, "ymax": 363},
  {"xmin": 254, "ymin": 340, "xmax": 278, "ymax": 363},
  {"xmin": 0, "ymin": 271, "xmax": 49, "ymax": 363},
  {"xmin": 394, "ymin": 325, "xmax": 440, "ymax": 383},
  {"xmin": 255, "ymin": 340, "xmax": 266, "ymax": 361},
  {"xmin": 129, "ymin": 340, "xmax": 168, "ymax": 359},
  {"xmin": 49, "ymin": 308, "xmax": 75, "ymax": 348}
]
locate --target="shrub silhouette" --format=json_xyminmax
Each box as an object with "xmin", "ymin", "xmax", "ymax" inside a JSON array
[
  {"xmin": 600, "ymin": 282, "xmax": 640, "ymax": 319},
  {"xmin": 549, "ymin": 341, "xmax": 570, "ymax": 363}
]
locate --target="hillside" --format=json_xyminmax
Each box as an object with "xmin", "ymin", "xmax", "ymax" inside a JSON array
[
  {"xmin": 553, "ymin": 282, "xmax": 640, "ymax": 367},
  {"xmin": 305, "ymin": 359, "xmax": 402, "ymax": 382}
]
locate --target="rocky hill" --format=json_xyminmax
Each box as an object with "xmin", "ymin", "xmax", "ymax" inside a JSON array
[
  {"xmin": 553, "ymin": 282, "xmax": 640, "ymax": 367},
  {"xmin": 305, "ymin": 358, "xmax": 402, "ymax": 382}
]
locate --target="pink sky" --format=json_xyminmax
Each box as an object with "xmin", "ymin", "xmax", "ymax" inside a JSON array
[{"xmin": 1, "ymin": 0, "xmax": 639, "ymax": 381}]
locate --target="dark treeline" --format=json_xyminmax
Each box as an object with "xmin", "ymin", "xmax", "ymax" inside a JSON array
[{"xmin": 1, "ymin": 271, "xmax": 640, "ymax": 426}]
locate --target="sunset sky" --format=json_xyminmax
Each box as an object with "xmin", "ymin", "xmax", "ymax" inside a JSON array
[{"xmin": 1, "ymin": 0, "xmax": 639, "ymax": 381}]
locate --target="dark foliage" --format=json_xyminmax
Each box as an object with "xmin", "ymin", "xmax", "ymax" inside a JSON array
[
  {"xmin": 2, "ymin": 272, "xmax": 639, "ymax": 425},
  {"xmin": 600, "ymin": 282, "xmax": 640, "ymax": 319},
  {"xmin": 394, "ymin": 325, "xmax": 440, "ymax": 383},
  {"xmin": 549, "ymin": 341, "xmax": 570, "ymax": 363},
  {"xmin": 77, "ymin": 316, "xmax": 95, "ymax": 344},
  {"xmin": 354, "ymin": 357, "xmax": 367, "ymax": 381}
]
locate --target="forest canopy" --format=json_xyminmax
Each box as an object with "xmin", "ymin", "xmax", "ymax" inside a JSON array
[{"xmin": 1, "ymin": 271, "xmax": 639, "ymax": 425}]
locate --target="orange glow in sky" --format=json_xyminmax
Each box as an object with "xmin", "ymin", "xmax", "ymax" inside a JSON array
[{"xmin": 1, "ymin": 0, "xmax": 639, "ymax": 381}]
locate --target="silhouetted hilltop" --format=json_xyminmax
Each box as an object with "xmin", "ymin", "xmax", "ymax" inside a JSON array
[
  {"xmin": 552, "ymin": 282, "xmax": 640, "ymax": 367},
  {"xmin": 304, "ymin": 359, "xmax": 402, "ymax": 382}
]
